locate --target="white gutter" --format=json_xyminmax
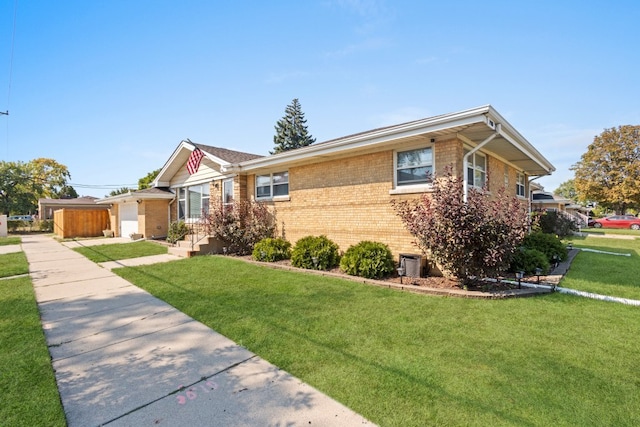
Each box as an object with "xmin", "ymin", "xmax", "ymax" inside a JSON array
[{"xmin": 463, "ymin": 123, "xmax": 501, "ymax": 202}]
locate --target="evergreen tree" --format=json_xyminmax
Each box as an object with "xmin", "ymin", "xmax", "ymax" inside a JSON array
[{"xmin": 271, "ymin": 98, "xmax": 316, "ymax": 154}]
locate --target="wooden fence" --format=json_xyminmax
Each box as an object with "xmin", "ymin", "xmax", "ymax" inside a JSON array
[{"xmin": 54, "ymin": 209, "xmax": 110, "ymax": 238}]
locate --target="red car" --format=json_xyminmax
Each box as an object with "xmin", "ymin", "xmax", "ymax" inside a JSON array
[{"xmin": 592, "ymin": 215, "xmax": 640, "ymax": 230}]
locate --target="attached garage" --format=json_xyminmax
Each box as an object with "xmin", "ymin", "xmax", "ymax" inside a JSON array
[{"xmin": 97, "ymin": 187, "xmax": 175, "ymax": 239}]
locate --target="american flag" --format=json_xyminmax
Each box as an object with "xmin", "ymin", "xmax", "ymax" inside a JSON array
[{"xmin": 186, "ymin": 147, "xmax": 205, "ymax": 175}]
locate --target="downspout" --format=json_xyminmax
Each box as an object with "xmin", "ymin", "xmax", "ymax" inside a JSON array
[
  {"xmin": 168, "ymin": 190, "xmax": 177, "ymax": 234},
  {"xmin": 463, "ymin": 123, "xmax": 501, "ymax": 202},
  {"xmin": 527, "ymin": 175, "xmax": 543, "ymax": 232}
]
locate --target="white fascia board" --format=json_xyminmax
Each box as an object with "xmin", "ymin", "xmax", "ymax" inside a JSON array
[
  {"xmin": 485, "ymin": 107, "xmax": 555, "ymax": 175},
  {"xmin": 96, "ymin": 191, "xmax": 175, "ymax": 204},
  {"xmin": 224, "ymin": 106, "xmax": 492, "ymax": 173},
  {"xmin": 153, "ymin": 140, "xmax": 191, "ymax": 187},
  {"xmin": 496, "ymin": 127, "xmax": 555, "ymax": 175},
  {"xmin": 153, "ymin": 140, "xmax": 230, "ymax": 186},
  {"xmin": 96, "ymin": 192, "xmax": 135, "ymax": 204}
]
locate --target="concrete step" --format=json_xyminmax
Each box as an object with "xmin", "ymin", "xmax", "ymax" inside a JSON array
[
  {"xmin": 168, "ymin": 246, "xmax": 196, "ymax": 258},
  {"xmin": 171, "ymin": 235, "xmax": 221, "ymax": 257}
]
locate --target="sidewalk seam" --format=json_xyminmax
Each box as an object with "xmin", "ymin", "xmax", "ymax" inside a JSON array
[
  {"xmin": 99, "ymin": 355, "xmax": 258, "ymax": 427},
  {"xmin": 51, "ymin": 318, "xmax": 196, "ymax": 362}
]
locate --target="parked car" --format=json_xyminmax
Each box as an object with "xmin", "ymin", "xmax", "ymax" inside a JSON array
[
  {"xmin": 8, "ymin": 215, "xmax": 33, "ymax": 221},
  {"xmin": 592, "ymin": 215, "xmax": 640, "ymax": 230}
]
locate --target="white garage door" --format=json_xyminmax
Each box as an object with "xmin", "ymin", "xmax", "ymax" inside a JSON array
[{"xmin": 120, "ymin": 202, "xmax": 138, "ymax": 238}]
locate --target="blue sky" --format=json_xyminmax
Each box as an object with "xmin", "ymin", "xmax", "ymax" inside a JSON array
[{"xmin": 1, "ymin": 0, "xmax": 638, "ymax": 198}]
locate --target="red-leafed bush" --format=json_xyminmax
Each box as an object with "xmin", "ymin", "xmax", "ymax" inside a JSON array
[
  {"xmin": 204, "ymin": 200, "xmax": 276, "ymax": 255},
  {"xmin": 393, "ymin": 168, "xmax": 530, "ymax": 286}
]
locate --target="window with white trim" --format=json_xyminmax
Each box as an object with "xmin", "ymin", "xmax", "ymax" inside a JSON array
[
  {"xmin": 256, "ymin": 171, "xmax": 289, "ymax": 199},
  {"xmin": 516, "ymin": 172, "xmax": 526, "ymax": 197},
  {"xmin": 177, "ymin": 183, "xmax": 210, "ymax": 220},
  {"xmin": 396, "ymin": 147, "xmax": 433, "ymax": 186},
  {"xmin": 223, "ymin": 179, "xmax": 234, "ymax": 205},
  {"xmin": 465, "ymin": 150, "xmax": 486, "ymax": 188}
]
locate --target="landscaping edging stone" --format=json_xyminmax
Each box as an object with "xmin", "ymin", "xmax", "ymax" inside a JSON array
[{"xmin": 235, "ymin": 257, "xmax": 555, "ymax": 299}]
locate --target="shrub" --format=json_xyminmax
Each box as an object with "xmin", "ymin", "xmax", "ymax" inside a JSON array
[
  {"xmin": 38, "ymin": 219, "xmax": 53, "ymax": 232},
  {"xmin": 291, "ymin": 235, "xmax": 340, "ymax": 270},
  {"xmin": 532, "ymin": 211, "xmax": 578, "ymax": 238},
  {"xmin": 522, "ymin": 232, "xmax": 567, "ymax": 263},
  {"xmin": 509, "ymin": 248, "xmax": 550, "ymax": 275},
  {"xmin": 204, "ymin": 200, "xmax": 276, "ymax": 255},
  {"xmin": 167, "ymin": 221, "xmax": 190, "ymax": 244},
  {"xmin": 7, "ymin": 220, "xmax": 21, "ymax": 233},
  {"xmin": 340, "ymin": 241, "xmax": 395, "ymax": 279},
  {"xmin": 394, "ymin": 167, "xmax": 530, "ymax": 286},
  {"xmin": 252, "ymin": 238, "xmax": 291, "ymax": 262}
]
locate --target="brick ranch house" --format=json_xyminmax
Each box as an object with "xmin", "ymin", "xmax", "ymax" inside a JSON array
[{"xmin": 99, "ymin": 105, "xmax": 555, "ymax": 265}]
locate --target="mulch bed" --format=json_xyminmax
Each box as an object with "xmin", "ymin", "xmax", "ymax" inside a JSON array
[{"xmin": 233, "ymin": 255, "xmax": 549, "ymax": 298}]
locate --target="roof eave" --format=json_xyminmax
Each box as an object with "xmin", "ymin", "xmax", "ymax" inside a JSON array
[{"xmin": 224, "ymin": 105, "xmax": 494, "ymax": 173}]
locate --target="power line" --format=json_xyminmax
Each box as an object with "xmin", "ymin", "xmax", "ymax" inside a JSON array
[
  {"xmin": 68, "ymin": 183, "xmax": 138, "ymax": 190},
  {"xmin": 5, "ymin": 0, "xmax": 17, "ymax": 112},
  {"xmin": 3, "ymin": 0, "xmax": 18, "ymax": 158}
]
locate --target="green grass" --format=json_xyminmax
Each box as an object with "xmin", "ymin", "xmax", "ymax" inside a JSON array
[
  {"xmin": 0, "ymin": 236, "xmax": 21, "ymax": 246},
  {"xmin": 0, "ymin": 277, "xmax": 66, "ymax": 426},
  {"xmin": 115, "ymin": 256, "xmax": 640, "ymax": 426},
  {"xmin": 563, "ymin": 235, "xmax": 640, "ymax": 299},
  {"xmin": 580, "ymin": 228, "xmax": 640, "ymax": 237},
  {"xmin": 0, "ymin": 252, "xmax": 29, "ymax": 278},
  {"xmin": 72, "ymin": 240, "xmax": 168, "ymax": 262}
]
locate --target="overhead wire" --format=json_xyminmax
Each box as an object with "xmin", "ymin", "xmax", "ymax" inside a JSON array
[
  {"xmin": 3, "ymin": 0, "xmax": 18, "ymax": 158},
  {"xmin": 68, "ymin": 183, "xmax": 139, "ymax": 190}
]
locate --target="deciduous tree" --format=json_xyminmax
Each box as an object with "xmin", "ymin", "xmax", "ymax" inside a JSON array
[
  {"xmin": 0, "ymin": 158, "xmax": 72, "ymax": 215},
  {"xmin": 554, "ymin": 179, "xmax": 578, "ymax": 202},
  {"xmin": 572, "ymin": 125, "xmax": 640, "ymax": 214},
  {"xmin": 138, "ymin": 168, "xmax": 161, "ymax": 190},
  {"xmin": 271, "ymin": 98, "xmax": 316, "ymax": 154}
]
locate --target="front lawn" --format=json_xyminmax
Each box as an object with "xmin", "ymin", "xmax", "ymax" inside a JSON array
[
  {"xmin": 0, "ymin": 252, "xmax": 29, "ymax": 278},
  {"xmin": 72, "ymin": 240, "xmax": 167, "ymax": 263},
  {"xmin": 580, "ymin": 228, "xmax": 640, "ymax": 237},
  {"xmin": 115, "ymin": 256, "xmax": 640, "ymax": 426},
  {"xmin": 564, "ymin": 235, "xmax": 640, "ymax": 299},
  {"xmin": 0, "ymin": 236, "xmax": 21, "ymax": 246},
  {"xmin": 0, "ymin": 277, "xmax": 66, "ymax": 426}
]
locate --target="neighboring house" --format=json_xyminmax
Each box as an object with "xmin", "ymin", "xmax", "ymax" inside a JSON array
[
  {"xmin": 38, "ymin": 196, "xmax": 107, "ymax": 220},
  {"xmin": 531, "ymin": 189, "xmax": 590, "ymax": 226},
  {"xmin": 149, "ymin": 105, "xmax": 555, "ymax": 261},
  {"xmin": 97, "ymin": 187, "xmax": 175, "ymax": 239}
]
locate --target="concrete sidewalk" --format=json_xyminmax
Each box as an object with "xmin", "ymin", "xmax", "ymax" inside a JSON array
[{"xmin": 22, "ymin": 234, "xmax": 374, "ymax": 427}]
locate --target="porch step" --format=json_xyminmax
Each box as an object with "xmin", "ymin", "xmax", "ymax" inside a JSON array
[
  {"xmin": 170, "ymin": 235, "xmax": 221, "ymax": 257},
  {"xmin": 168, "ymin": 246, "xmax": 196, "ymax": 258}
]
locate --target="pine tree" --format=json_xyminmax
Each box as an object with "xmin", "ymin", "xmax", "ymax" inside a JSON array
[{"xmin": 271, "ymin": 98, "xmax": 316, "ymax": 154}]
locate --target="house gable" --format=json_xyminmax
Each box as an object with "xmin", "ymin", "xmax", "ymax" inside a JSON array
[{"xmin": 153, "ymin": 140, "xmax": 263, "ymax": 188}]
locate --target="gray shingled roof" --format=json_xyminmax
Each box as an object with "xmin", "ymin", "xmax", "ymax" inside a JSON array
[
  {"xmin": 134, "ymin": 187, "xmax": 173, "ymax": 195},
  {"xmin": 195, "ymin": 143, "xmax": 263, "ymax": 163}
]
